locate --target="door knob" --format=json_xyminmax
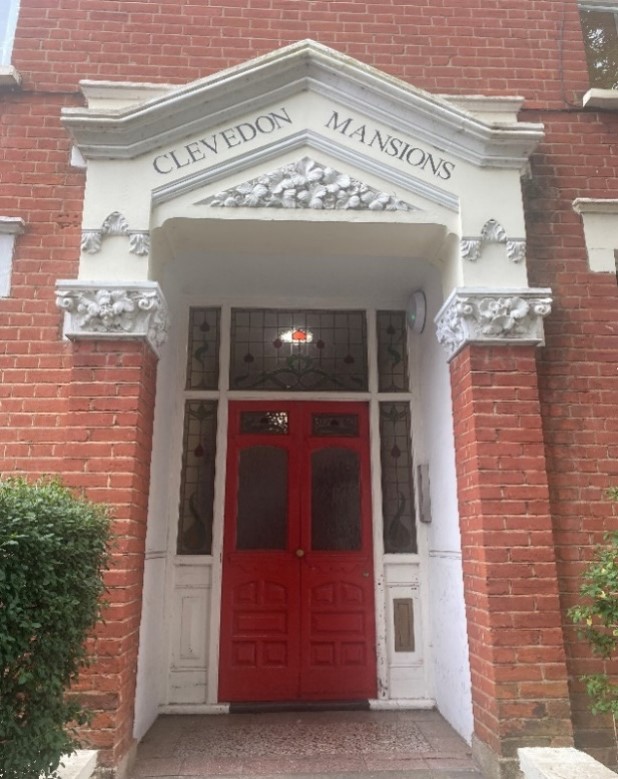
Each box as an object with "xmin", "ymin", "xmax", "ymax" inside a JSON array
[{"xmin": 295, "ymin": 548, "xmax": 305, "ymax": 558}]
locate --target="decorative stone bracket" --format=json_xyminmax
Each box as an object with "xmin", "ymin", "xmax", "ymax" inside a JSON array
[
  {"xmin": 202, "ymin": 157, "xmax": 413, "ymax": 211},
  {"xmin": 435, "ymin": 287, "xmax": 552, "ymax": 361},
  {"xmin": 55, "ymin": 280, "xmax": 169, "ymax": 356},
  {"xmin": 461, "ymin": 219, "xmax": 526, "ymax": 264},
  {"xmin": 81, "ymin": 211, "xmax": 150, "ymax": 256}
]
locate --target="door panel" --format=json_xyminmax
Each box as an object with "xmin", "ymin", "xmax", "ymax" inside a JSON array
[{"xmin": 219, "ymin": 401, "xmax": 376, "ymax": 702}]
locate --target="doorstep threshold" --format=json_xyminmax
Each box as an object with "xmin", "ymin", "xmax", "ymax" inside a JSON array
[{"xmin": 229, "ymin": 699, "xmax": 370, "ymax": 713}]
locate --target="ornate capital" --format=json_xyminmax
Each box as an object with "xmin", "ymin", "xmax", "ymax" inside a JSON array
[
  {"xmin": 461, "ymin": 219, "xmax": 526, "ymax": 264},
  {"xmin": 81, "ymin": 211, "xmax": 150, "ymax": 256},
  {"xmin": 204, "ymin": 157, "xmax": 412, "ymax": 211},
  {"xmin": 435, "ymin": 287, "xmax": 552, "ymax": 361},
  {"xmin": 55, "ymin": 280, "xmax": 169, "ymax": 356}
]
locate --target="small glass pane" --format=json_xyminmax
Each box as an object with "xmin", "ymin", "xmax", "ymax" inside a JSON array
[
  {"xmin": 580, "ymin": 8, "xmax": 618, "ymax": 89},
  {"xmin": 311, "ymin": 448, "xmax": 361, "ymax": 551},
  {"xmin": 236, "ymin": 446, "xmax": 288, "ymax": 550},
  {"xmin": 177, "ymin": 400, "xmax": 218, "ymax": 555},
  {"xmin": 240, "ymin": 411, "xmax": 289, "ymax": 435},
  {"xmin": 377, "ymin": 311, "xmax": 409, "ymax": 393},
  {"xmin": 186, "ymin": 307, "xmax": 221, "ymax": 390},
  {"xmin": 312, "ymin": 413, "xmax": 359, "ymax": 437},
  {"xmin": 230, "ymin": 309, "xmax": 368, "ymax": 392},
  {"xmin": 379, "ymin": 403, "xmax": 417, "ymax": 554}
]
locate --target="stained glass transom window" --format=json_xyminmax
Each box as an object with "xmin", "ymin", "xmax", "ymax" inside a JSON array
[
  {"xmin": 377, "ymin": 311, "xmax": 409, "ymax": 393},
  {"xmin": 230, "ymin": 309, "xmax": 368, "ymax": 392},
  {"xmin": 186, "ymin": 307, "xmax": 221, "ymax": 390},
  {"xmin": 177, "ymin": 400, "xmax": 218, "ymax": 555},
  {"xmin": 379, "ymin": 402, "xmax": 417, "ymax": 554}
]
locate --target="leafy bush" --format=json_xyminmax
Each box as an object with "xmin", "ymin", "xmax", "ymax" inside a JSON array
[
  {"xmin": 0, "ymin": 478, "xmax": 110, "ymax": 779},
  {"xmin": 569, "ymin": 487, "xmax": 618, "ymax": 718}
]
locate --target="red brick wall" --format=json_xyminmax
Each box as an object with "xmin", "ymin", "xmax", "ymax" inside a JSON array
[
  {"xmin": 64, "ymin": 339, "xmax": 158, "ymax": 766},
  {"xmin": 524, "ymin": 113, "xmax": 618, "ymax": 764},
  {"xmin": 450, "ymin": 344, "xmax": 574, "ymax": 762},
  {"xmin": 1, "ymin": 0, "xmax": 617, "ymax": 769}
]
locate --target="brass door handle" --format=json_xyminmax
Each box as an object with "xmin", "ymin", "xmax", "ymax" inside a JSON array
[{"xmin": 295, "ymin": 548, "xmax": 305, "ymax": 558}]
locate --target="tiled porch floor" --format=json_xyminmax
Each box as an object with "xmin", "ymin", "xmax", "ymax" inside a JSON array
[{"xmin": 131, "ymin": 709, "xmax": 484, "ymax": 778}]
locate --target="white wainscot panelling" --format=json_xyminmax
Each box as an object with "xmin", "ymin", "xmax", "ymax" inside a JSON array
[
  {"xmin": 168, "ymin": 561, "xmax": 212, "ymax": 705},
  {"xmin": 383, "ymin": 559, "xmax": 429, "ymax": 700}
]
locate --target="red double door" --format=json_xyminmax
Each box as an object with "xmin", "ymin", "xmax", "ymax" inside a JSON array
[{"xmin": 219, "ymin": 401, "xmax": 377, "ymax": 702}]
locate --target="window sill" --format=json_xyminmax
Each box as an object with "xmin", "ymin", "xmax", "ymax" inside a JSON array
[
  {"xmin": 583, "ymin": 88, "xmax": 618, "ymax": 110},
  {"xmin": 0, "ymin": 66, "xmax": 22, "ymax": 89}
]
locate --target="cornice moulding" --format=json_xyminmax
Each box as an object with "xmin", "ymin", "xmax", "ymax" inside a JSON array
[
  {"xmin": 573, "ymin": 198, "xmax": 618, "ymax": 215},
  {"xmin": 0, "ymin": 66, "xmax": 22, "ymax": 89},
  {"xmin": 434, "ymin": 287, "xmax": 553, "ymax": 361},
  {"xmin": 55, "ymin": 280, "xmax": 169, "ymax": 356},
  {"xmin": 582, "ymin": 88, "xmax": 618, "ymax": 111},
  {"xmin": 61, "ymin": 40, "xmax": 544, "ymax": 170}
]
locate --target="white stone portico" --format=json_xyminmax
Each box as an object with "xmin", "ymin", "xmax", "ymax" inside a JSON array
[{"xmin": 57, "ymin": 40, "xmax": 552, "ymax": 749}]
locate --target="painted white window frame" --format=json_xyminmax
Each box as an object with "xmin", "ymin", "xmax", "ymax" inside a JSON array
[{"xmin": 0, "ymin": 217, "xmax": 24, "ymax": 297}]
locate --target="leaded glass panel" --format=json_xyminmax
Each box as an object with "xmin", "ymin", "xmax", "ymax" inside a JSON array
[
  {"xmin": 236, "ymin": 446, "xmax": 288, "ymax": 550},
  {"xmin": 377, "ymin": 311, "xmax": 409, "ymax": 393},
  {"xmin": 312, "ymin": 413, "xmax": 359, "ymax": 437},
  {"xmin": 240, "ymin": 411, "xmax": 289, "ymax": 435},
  {"xmin": 379, "ymin": 402, "xmax": 417, "ymax": 554},
  {"xmin": 311, "ymin": 448, "xmax": 361, "ymax": 551},
  {"xmin": 230, "ymin": 309, "xmax": 368, "ymax": 392},
  {"xmin": 186, "ymin": 307, "xmax": 221, "ymax": 390},
  {"xmin": 177, "ymin": 400, "xmax": 218, "ymax": 554}
]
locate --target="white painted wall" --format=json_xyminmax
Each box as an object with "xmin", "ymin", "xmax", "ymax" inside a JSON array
[
  {"xmin": 417, "ymin": 269, "xmax": 474, "ymax": 743},
  {"xmin": 133, "ymin": 280, "xmax": 181, "ymax": 740}
]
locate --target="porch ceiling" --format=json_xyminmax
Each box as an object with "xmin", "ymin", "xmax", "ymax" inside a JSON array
[{"xmin": 152, "ymin": 218, "xmax": 446, "ymax": 304}]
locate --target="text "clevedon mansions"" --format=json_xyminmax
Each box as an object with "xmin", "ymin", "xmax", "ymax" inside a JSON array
[{"xmin": 152, "ymin": 108, "xmax": 293, "ymax": 174}]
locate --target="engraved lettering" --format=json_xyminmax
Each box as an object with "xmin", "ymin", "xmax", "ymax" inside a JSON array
[{"xmin": 153, "ymin": 154, "xmax": 173, "ymax": 174}]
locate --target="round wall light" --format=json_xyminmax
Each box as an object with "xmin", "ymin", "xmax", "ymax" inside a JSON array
[{"xmin": 406, "ymin": 290, "xmax": 427, "ymax": 334}]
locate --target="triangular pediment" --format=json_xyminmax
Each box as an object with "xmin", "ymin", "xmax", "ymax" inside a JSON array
[{"xmin": 62, "ymin": 39, "xmax": 543, "ymax": 172}]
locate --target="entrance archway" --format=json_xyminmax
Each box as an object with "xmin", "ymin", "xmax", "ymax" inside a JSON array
[{"xmin": 57, "ymin": 39, "xmax": 548, "ymax": 763}]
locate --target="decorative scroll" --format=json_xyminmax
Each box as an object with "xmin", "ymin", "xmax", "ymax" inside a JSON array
[
  {"xmin": 435, "ymin": 288, "xmax": 553, "ymax": 360},
  {"xmin": 461, "ymin": 219, "xmax": 526, "ymax": 264},
  {"xmin": 178, "ymin": 400, "xmax": 218, "ymax": 555},
  {"xmin": 55, "ymin": 281, "xmax": 169, "ymax": 355},
  {"xmin": 81, "ymin": 211, "xmax": 150, "ymax": 256},
  {"xmin": 205, "ymin": 157, "xmax": 412, "ymax": 211}
]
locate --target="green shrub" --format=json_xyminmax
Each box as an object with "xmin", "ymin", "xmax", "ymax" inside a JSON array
[
  {"xmin": 0, "ymin": 478, "xmax": 110, "ymax": 779},
  {"xmin": 569, "ymin": 487, "xmax": 618, "ymax": 719}
]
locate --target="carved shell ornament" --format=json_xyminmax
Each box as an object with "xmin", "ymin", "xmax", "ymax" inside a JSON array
[
  {"xmin": 206, "ymin": 157, "xmax": 412, "ymax": 211},
  {"xmin": 460, "ymin": 218, "xmax": 526, "ymax": 264}
]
